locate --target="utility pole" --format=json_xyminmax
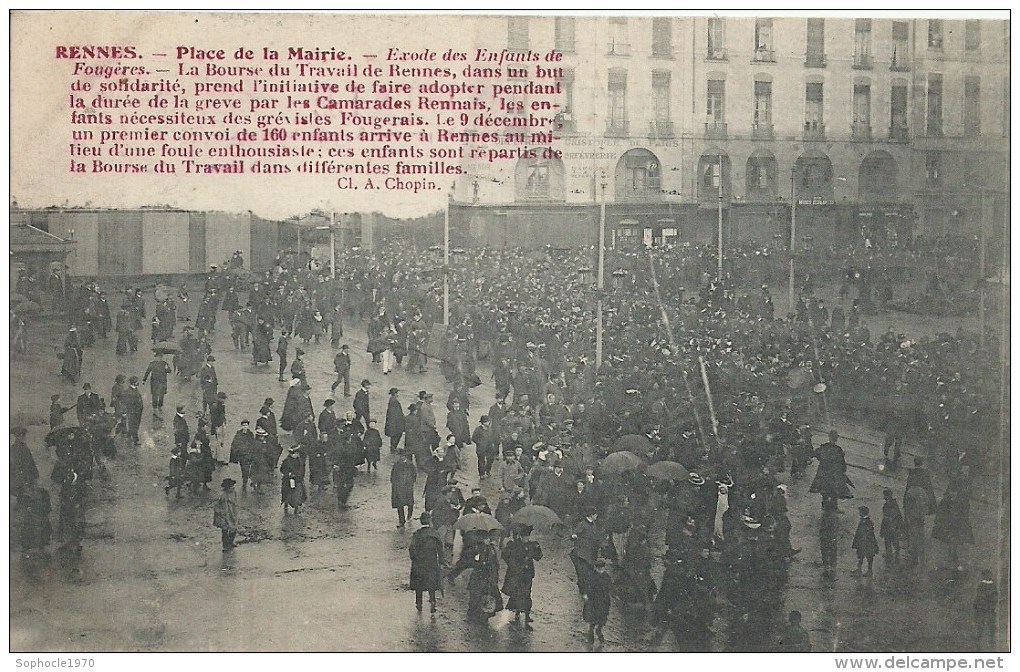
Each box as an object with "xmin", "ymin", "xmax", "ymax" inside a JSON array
[
  {"xmin": 789, "ymin": 167, "xmax": 798, "ymax": 316},
  {"xmin": 979, "ymin": 189, "xmax": 987, "ymax": 348},
  {"xmin": 329, "ymin": 211, "xmax": 337, "ymax": 279},
  {"xmin": 443, "ymin": 193, "xmax": 450, "ymax": 326},
  {"xmin": 596, "ymin": 172, "xmax": 606, "ymax": 370},
  {"xmin": 717, "ymin": 153, "xmax": 724, "ymax": 279}
]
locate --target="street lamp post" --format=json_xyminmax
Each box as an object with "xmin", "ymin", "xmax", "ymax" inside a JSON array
[
  {"xmin": 789, "ymin": 166, "xmax": 798, "ymax": 316},
  {"xmin": 717, "ymin": 152, "xmax": 724, "ymax": 279},
  {"xmin": 330, "ymin": 212, "xmax": 337, "ymax": 280},
  {"xmin": 443, "ymin": 193, "xmax": 451, "ymax": 326},
  {"xmin": 596, "ymin": 171, "xmax": 607, "ymax": 370}
]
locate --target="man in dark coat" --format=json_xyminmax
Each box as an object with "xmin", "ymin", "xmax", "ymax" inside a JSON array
[
  {"xmin": 76, "ymin": 383, "xmax": 105, "ymax": 426},
  {"xmin": 277, "ymin": 331, "xmax": 290, "ymax": 382},
  {"xmin": 354, "ymin": 379, "xmax": 372, "ymax": 426},
  {"xmin": 173, "ymin": 405, "xmax": 191, "ymax": 453},
  {"xmin": 331, "ymin": 345, "xmax": 352, "ymax": 397},
  {"xmin": 409, "ymin": 511, "xmax": 443, "ymax": 613},
  {"xmin": 446, "ymin": 400, "xmax": 471, "ymax": 449},
  {"xmin": 471, "ymin": 415, "xmax": 497, "ymax": 480},
  {"xmin": 200, "ymin": 355, "xmax": 218, "ymax": 414},
  {"xmin": 390, "ymin": 451, "xmax": 417, "ymax": 528},
  {"xmin": 810, "ymin": 430, "xmax": 853, "ymax": 510},
  {"xmin": 143, "ymin": 353, "xmax": 172, "ymax": 414},
  {"xmin": 122, "ymin": 377, "xmax": 144, "ymax": 445},
  {"xmin": 385, "ymin": 388, "xmax": 405, "ymax": 453},
  {"xmin": 570, "ymin": 507, "xmax": 602, "ymax": 595}
]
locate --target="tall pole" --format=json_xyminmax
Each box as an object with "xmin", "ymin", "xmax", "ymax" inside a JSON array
[
  {"xmin": 443, "ymin": 194, "xmax": 450, "ymax": 326},
  {"xmin": 329, "ymin": 211, "xmax": 337, "ymax": 280},
  {"xmin": 717, "ymin": 153, "xmax": 724, "ymax": 279},
  {"xmin": 979, "ymin": 189, "xmax": 986, "ymax": 348},
  {"xmin": 596, "ymin": 175, "xmax": 606, "ymax": 370},
  {"xmin": 789, "ymin": 167, "xmax": 797, "ymax": 316}
]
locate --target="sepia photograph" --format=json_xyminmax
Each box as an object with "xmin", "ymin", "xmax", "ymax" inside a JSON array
[{"xmin": 8, "ymin": 9, "xmax": 1011, "ymax": 659}]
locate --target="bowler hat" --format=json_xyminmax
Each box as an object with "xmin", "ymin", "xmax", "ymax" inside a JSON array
[{"xmin": 388, "ymin": 387, "xmax": 400, "ymax": 395}]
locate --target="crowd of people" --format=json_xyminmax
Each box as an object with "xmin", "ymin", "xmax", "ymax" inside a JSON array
[{"xmin": 9, "ymin": 238, "xmax": 1003, "ymax": 651}]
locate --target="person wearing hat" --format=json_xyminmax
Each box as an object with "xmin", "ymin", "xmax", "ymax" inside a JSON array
[
  {"xmin": 75, "ymin": 383, "xmax": 105, "ymax": 427},
  {"xmin": 419, "ymin": 393, "xmax": 440, "ymax": 451},
  {"xmin": 61, "ymin": 327, "xmax": 83, "ymax": 382},
  {"xmin": 258, "ymin": 399, "xmax": 278, "ymax": 438},
  {"xmin": 228, "ymin": 420, "xmax": 255, "ymax": 485},
  {"xmin": 810, "ymin": 430, "xmax": 853, "ymax": 510},
  {"xmin": 354, "ymin": 379, "xmax": 372, "ymax": 428},
  {"xmin": 502, "ymin": 524, "xmax": 543, "ymax": 630},
  {"xmin": 200, "ymin": 355, "xmax": 218, "ymax": 414},
  {"xmin": 384, "ymin": 388, "xmax": 405, "ymax": 453},
  {"xmin": 318, "ymin": 399, "xmax": 339, "ymax": 438},
  {"xmin": 173, "ymin": 405, "xmax": 191, "ymax": 456},
  {"xmin": 276, "ymin": 330, "xmax": 290, "ymax": 381},
  {"xmin": 331, "ymin": 345, "xmax": 351, "ymax": 397},
  {"xmin": 471, "ymin": 415, "xmax": 497, "ymax": 481},
  {"xmin": 445, "ymin": 399, "xmax": 470, "ymax": 452},
  {"xmin": 290, "ymin": 347, "xmax": 306, "ymax": 383},
  {"xmin": 209, "ymin": 391, "xmax": 228, "ymax": 461},
  {"xmin": 142, "ymin": 353, "xmax": 172, "ymax": 415},
  {"xmin": 363, "ymin": 420, "xmax": 383, "ymax": 472},
  {"xmin": 122, "ymin": 377, "xmax": 144, "ymax": 445},
  {"xmin": 280, "ymin": 446, "xmax": 307, "ymax": 514},
  {"xmin": 213, "ymin": 478, "xmax": 239, "ymax": 550},
  {"xmin": 250, "ymin": 425, "xmax": 275, "ymax": 493},
  {"xmin": 281, "ymin": 378, "xmax": 314, "ymax": 433},
  {"xmin": 851, "ymin": 505, "xmax": 879, "ymax": 577},
  {"xmin": 390, "ymin": 451, "xmax": 417, "ymax": 528},
  {"xmin": 570, "ymin": 507, "xmax": 602, "ymax": 596},
  {"xmin": 409, "ymin": 512, "xmax": 443, "ymax": 613}
]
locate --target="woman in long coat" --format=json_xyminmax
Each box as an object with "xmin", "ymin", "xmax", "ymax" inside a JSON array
[
  {"xmin": 251, "ymin": 321, "xmax": 273, "ymax": 365},
  {"xmin": 281, "ymin": 383, "xmax": 312, "ymax": 432},
  {"xmin": 308, "ymin": 439, "xmax": 332, "ymax": 491},
  {"xmin": 390, "ymin": 452, "xmax": 417, "ymax": 527},
  {"xmin": 280, "ymin": 446, "xmax": 307, "ymax": 513},
  {"xmin": 385, "ymin": 391, "xmax": 406, "ymax": 453},
  {"xmin": 501, "ymin": 527, "xmax": 543, "ymax": 629},
  {"xmin": 932, "ymin": 484, "xmax": 974, "ymax": 571},
  {"xmin": 467, "ymin": 537, "xmax": 503, "ymax": 623}
]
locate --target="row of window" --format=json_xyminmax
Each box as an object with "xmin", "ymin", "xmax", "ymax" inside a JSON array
[
  {"xmin": 592, "ymin": 72, "xmax": 1002, "ymax": 139},
  {"xmin": 508, "ymin": 17, "xmax": 1009, "ymax": 62}
]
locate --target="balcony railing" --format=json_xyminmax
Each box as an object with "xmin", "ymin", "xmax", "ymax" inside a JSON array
[
  {"xmin": 889, "ymin": 124, "xmax": 909, "ymax": 141},
  {"xmin": 706, "ymin": 47, "xmax": 728, "ymax": 61},
  {"xmin": 803, "ymin": 122, "xmax": 825, "ymax": 140},
  {"xmin": 753, "ymin": 47, "xmax": 776, "ymax": 62},
  {"xmin": 649, "ymin": 120, "xmax": 675, "ymax": 138},
  {"xmin": 605, "ymin": 119, "xmax": 629, "ymax": 137},
  {"xmin": 704, "ymin": 121, "xmax": 728, "ymax": 139},
  {"xmin": 752, "ymin": 122, "xmax": 774, "ymax": 139},
  {"xmin": 851, "ymin": 122, "xmax": 872, "ymax": 140},
  {"xmin": 805, "ymin": 52, "xmax": 826, "ymax": 67},
  {"xmin": 853, "ymin": 53, "xmax": 874, "ymax": 69}
]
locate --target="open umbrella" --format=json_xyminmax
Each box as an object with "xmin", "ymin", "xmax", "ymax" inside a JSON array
[
  {"xmin": 600, "ymin": 450, "xmax": 643, "ymax": 475},
  {"xmin": 454, "ymin": 512, "xmax": 503, "ymax": 533},
  {"xmin": 612, "ymin": 434, "xmax": 652, "ymax": 455},
  {"xmin": 153, "ymin": 341, "xmax": 181, "ymax": 355},
  {"xmin": 12, "ymin": 300, "xmax": 42, "ymax": 315},
  {"xmin": 510, "ymin": 505, "xmax": 562, "ymax": 530},
  {"xmin": 645, "ymin": 460, "xmax": 689, "ymax": 482}
]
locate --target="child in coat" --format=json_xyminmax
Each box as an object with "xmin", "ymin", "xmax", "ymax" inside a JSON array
[
  {"xmin": 852, "ymin": 505, "xmax": 879, "ymax": 576},
  {"xmin": 880, "ymin": 488, "xmax": 904, "ymax": 564}
]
